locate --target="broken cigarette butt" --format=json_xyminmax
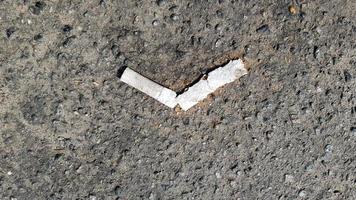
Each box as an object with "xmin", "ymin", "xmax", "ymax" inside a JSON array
[
  {"xmin": 119, "ymin": 68, "xmax": 177, "ymax": 108},
  {"xmin": 176, "ymin": 59, "xmax": 247, "ymax": 110},
  {"xmin": 118, "ymin": 59, "xmax": 248, "ymax": 111}
]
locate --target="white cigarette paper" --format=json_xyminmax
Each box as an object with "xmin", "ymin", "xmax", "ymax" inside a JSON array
[
  {"xmin": 176, "ymin": 59, "xmax": 247, "ymax": 110},
  {"xmin": 120, "ymin": 68, "xmax": 177, "ymax": 108},
  {"xmin": 119, "ymin": 59, "xmax": 247, "ymax": 111}
]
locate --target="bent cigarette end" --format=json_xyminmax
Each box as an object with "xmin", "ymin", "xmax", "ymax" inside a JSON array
[
  {"xmin": 176, "ymin": 59, "xmax": 247, "ymax": 111},
  {"xmin": 120, "ymin": 68, "xmax": 178, "ymax": 108},
  {"xmin": 119, "ymin": 59, "xmax": 247, "ymax": 111}
]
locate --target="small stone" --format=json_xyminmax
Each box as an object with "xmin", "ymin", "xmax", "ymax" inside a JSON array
[
  {"xmin": 215, "ymin": 24, "xmax": 222, "ymax": 32},
  {"xmin": 256, "ymin": 25, "xmax": 270, "ymax": 33},
  {"xmin": 298, "ymin": 190, "xmax": 307, "ymax": 198},
  {"xmin": 313, "ymin": 46, "xmax": 319, "ymax": 59},
  {"xmin": 29, "ymin": 1, "xmax": 46, "ymax": 15},
  {"xmin": 216, "ymin": 172, "xmax": 222, "ymax": 179},
  {"xmin": 344, "ymin": 70, "xmax": 352, "ymax": 82},
  {"xmin": 152, "ymin": 20, "xmax": 159, "ymax": 26},
  {"xmin": 76, "ymin": 165, "xmax": 85, "ymax": 173},
  {"xmin": 156, "ymin": 0, "xmax": 166, "ymax": 6},
  {"xmin": 62, "ymin": 25, "xmax": 73, "ymax": 33},
  {"xmin": 288, "ymin": 5, "xmax": 299, "ymax": 15},
  {"xmin": 111, "ymin": 45, "xmax": 120, "ymax": 57},
  {"xmin": 324, "ymin": 144, "xmax": 333, "ymax": 153},
  {"xmin": 34, "ymin": 34, "xmax": 43, "ymax": 41},
  {"xmin": 168, "ymin": 5, "xmax": 178, "ymax": 12},
  {"xmin": 149, "ymin": 193, "xmax": 156, "ymax": 200},
  {"xmin": 216, "ymin": 10, "xmax": 224, "ymax": 18},
  {"xmin": 351, "ymin": 127, "xmax": 356, "ymax": 136},
  {"xmin": 215, "ymin": 39, "xmax": 223, "ymax": 47},
  {"xmin": 236, "ymin": 170, "xmax": 242, "ymax": 176},
  {"xmin": 304, "ymin": 162, "xmax": 314, "ymax": 172},
  {"xmin": 114, "ymin": 185, "xmax": 121, "ymax": 196},
  {"xmin": 170, "ymin": 14, "xmax": 179, "ymax": 21},
  {"xmin": 5, "ymin": 27, "xmax": 15, "ymax": 38},
  {"xmin": 99, "ymin": 0, "xmax": 106, "ymax": 7},
  {"xmin": 284, "ymin": 174, "xmax": 295, "ymax": 183},
  {"xmin": 62, "ymin": 36, "xmax": 76, "ymax": 47}
]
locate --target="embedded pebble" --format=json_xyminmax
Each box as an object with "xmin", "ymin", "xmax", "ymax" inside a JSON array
[
  {"xmin": 298, "ymin": 190, "xmax": 307, "ymax": 198},
  {"xmin": 170, "ymin": 14, "xmax": 179, "ymax": 21},
  {"xmin": 152, "ymin": 20, "xmax": 159, "ymax": 26},
  {"xmin": 156, "ymin": 0, "xmax": 166, "ymax": 6}
]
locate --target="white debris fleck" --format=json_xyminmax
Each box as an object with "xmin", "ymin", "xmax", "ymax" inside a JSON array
[
  {"xmin": 284, "ymin": 174, "xmax": 295, "ymax": 183},
  {"xmin": 298, "ymin": 190, "xmax": 307, "ymax": 198},
  {"xmin": 7, "ymin": 171, "xmax": 13, "ymax": 175},
  {"xmin": 119, "ymin": 59, "xmax": 247, "ymax": 111},
  {"xmin": 89, "ymin": 195, "xmax": 97, "ymax": 200}
]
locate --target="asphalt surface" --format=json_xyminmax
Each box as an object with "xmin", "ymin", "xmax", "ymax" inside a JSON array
[{"xmin": 0, "ymin": 0, "xmax": 355, "ymax": 199}]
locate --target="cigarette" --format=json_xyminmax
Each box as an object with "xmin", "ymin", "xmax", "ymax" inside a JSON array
[{"xmin": 119, "ymin": 59, "xmax": 247, "ymax": 111}]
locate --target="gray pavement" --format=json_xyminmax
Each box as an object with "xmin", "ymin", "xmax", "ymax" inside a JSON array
[{"xmin": 0, "ymin": 0, "xmax": 355, "ymax": 199}]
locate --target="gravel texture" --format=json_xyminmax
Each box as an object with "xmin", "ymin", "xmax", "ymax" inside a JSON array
[{"xmin": 0, "ymin": 0, "xmax": 355, "ymax": 199}]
